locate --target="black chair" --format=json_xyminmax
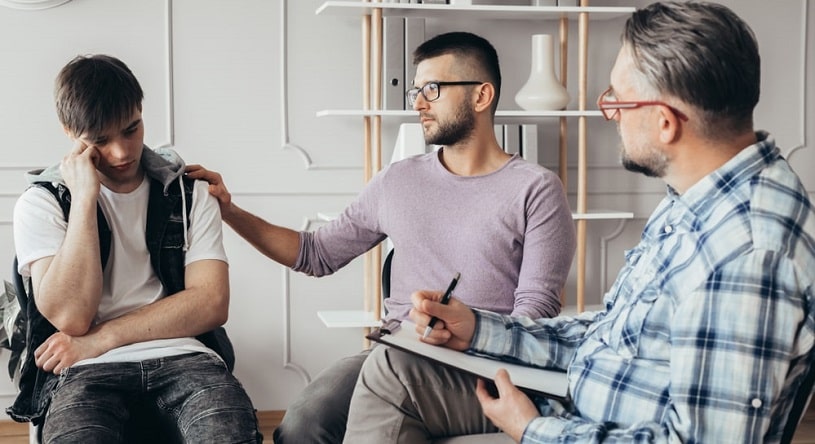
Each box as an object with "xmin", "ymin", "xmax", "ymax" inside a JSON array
[
  {"xmin": 381, "ymin": 248, "xmax": 395, "ymax": 304},
  {"xmin": 781, "ymin": 352, "xmax": 815, "ymax": 444},
  {"xmin": 11, "ymin": 256, "xmax": 27, "ymax": 325}
]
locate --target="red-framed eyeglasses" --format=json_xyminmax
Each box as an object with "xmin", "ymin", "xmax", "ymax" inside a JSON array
[{"xmin": 596, "ymin": 86, "xmax": 689, "ymax": 122}]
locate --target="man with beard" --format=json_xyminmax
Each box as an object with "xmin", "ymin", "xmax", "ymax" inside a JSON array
[
  {"xmin": 186, "ymin": 31, "xmax": 576, "ymax": 443},
  {"xmin": 343, "ymin": 2, "xmax": 815, "ymax": 443}
]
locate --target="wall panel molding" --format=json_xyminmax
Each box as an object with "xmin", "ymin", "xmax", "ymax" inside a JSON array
[
  {"xmin": 0, "ymin": 0, "xmax": 71, "ymax": 10},
  {"xmin": 598, "ymin": 219, "xmax": 630, "ymax": 294},
  {"xmin": 281, "ymin": 266, "xmax": 311, "ymax": 386},
  {"xmin": 784, "ymin": 0, "xmax": 809, "ymax": 162},
  {"xmin": 279, "ymin": 215, "xmax": 320, "ymax": 386},
  {"xmin": 154, "ymin": 0, "xmax": 175, "ymax": 150},
  {"xmin": 278, "ymin": 0, "xmax": 358, "ymax": 171}
]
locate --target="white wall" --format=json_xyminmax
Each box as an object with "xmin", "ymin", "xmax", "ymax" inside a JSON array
[{"xmin": 0, "ymin": 0, "xmax": 810, "ymax": 414}]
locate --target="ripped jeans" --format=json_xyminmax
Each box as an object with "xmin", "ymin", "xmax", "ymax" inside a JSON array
[{"xmin": 42, "ymin": 352, "xmax": 261, "ymax": 444}]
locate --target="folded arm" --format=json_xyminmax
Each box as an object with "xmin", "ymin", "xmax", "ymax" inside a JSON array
[{"xmin": 35, "ymin": 259, "xmax": 229, "ymax": 374}]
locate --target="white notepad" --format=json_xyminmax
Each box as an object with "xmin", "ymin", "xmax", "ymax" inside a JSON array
[{"xmin": 367, "ymin": 320, "xmax": 569, "ymax": 399}]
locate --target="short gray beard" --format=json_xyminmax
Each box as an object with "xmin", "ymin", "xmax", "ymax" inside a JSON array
[{"xmin": 620, "ymin": 145, "xmax": 667, "ymax": 178}]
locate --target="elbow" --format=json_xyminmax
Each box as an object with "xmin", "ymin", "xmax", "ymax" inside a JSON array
[
  {"xmin": 47, "ymin": 312, "xmax": 93, "ymax": 336},
  {"xmin": 36, "ymin": 299, "xmax": 95, "ymax": 336},
  {"xmin": 207, "ymin": 292, "xmax": 230, "ymax": 328},
  {"xmin": 59, "ymin": 323, "xmax": 92, "ymax": 337},
  {"xmin": 512, "ymin": 292, "xmax": 562, "ymax": 320},
  {"xmin": 211, "ymin": 305, "xmax": 229, "ymax": 327}
]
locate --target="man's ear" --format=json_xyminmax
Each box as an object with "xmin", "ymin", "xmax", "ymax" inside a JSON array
[
  {"xmin": 473, "ymin": 83, "xmax": 495, "ymax": 113},
  {"xmin": 62, "ymin": 125, "xmax": 74, "ymax": 138},
  {"xmin": 657, "ymin": 105, "xmax": 682, "ymax": 144}
]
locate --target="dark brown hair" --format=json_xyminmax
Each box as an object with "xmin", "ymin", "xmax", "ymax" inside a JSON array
[
  {"xmin": 413, "ymin": 31, "xmax": 502, "ymax": 115},
  {"xmin": 54, "ymin": 54, "xmax": 144, "ymax": 138}
]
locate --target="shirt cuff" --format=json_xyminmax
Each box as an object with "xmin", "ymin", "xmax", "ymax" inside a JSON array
[
  {"xmin": 469, "ymin": 308, "xmax": 513, "ymax": 356},
  {"xmin": 520, "ymin": 416, "xmax": 567, "ymax": 443}
]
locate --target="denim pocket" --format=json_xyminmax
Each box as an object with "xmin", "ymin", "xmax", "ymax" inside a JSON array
[{"xmin": 160, "ymin": 210, "xmax": 187, "ymax": 249}]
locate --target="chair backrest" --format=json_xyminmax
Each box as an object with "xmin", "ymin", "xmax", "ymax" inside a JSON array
[
  {"xmin": 7, "ymin": 256, "xmax": 30, "ymax": 384},
  {"xmin": 12, "ymin": 256, "xmax": 28, "ymax": 312},
  {"xmin": 781, "ymin": 351, "xmax": 815, "ymax": 444},
  {"xmin": 382, "ymin": 248, "xmax": 395, "ymax": 301}
]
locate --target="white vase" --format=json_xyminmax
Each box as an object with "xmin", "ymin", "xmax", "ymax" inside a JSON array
[{"xmin": 514, "ymin": 34, "xmax": 570, "ymax": 111}]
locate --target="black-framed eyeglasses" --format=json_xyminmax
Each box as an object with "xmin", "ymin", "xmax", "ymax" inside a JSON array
[
  {"xmin": 406, "ymin": 81, "xmax": 483, "ymax": 107},
  {"xmin": 596, "ymin": 86, "xmax": 689, "ymax": 122}
]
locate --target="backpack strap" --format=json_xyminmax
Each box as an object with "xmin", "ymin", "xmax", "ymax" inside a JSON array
[{"xmin": 34, "ymin": 182, "xmax": 111, "ymax": 268}]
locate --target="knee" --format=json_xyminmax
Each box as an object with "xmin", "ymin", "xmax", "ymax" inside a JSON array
[
  {"xmin": 278, "ymin": 375, "xmax": 353, "ymax": 429},
  {"xmin": 181, "ymin": 407, "xmax": 260, "ymax": 443},
  {"xmin": 359, "ymin": 346, "xmax": 422, "ymax": 388},
  {"xmin": 275, "ymin": 396, "xmax": 345, "ymax": 444},
  {"xmin": 176, "ymin": 383, "xmax": 259, "ymax": 441},
  {"xmin": 43, "ymin": 423, "xmax": 122, "ymax": 444},
  {"xmin": 275, "ymin": 354, "xmax": 368, "ymax": 443}
]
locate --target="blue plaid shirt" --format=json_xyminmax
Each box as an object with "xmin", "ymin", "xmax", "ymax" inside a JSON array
[{"xmin": 470, "ymin": 132, "xmax": 815, "ymax": 443}]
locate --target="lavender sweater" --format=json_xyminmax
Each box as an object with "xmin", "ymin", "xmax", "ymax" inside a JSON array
[{"xmin": 294, "ymin": 151, "xmax": 576, "ymax": 321}]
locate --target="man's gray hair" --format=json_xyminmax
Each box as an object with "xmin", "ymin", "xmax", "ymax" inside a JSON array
[{"xmin": 622, "ymin": 1, "xmax": 760, "ymax": 138}]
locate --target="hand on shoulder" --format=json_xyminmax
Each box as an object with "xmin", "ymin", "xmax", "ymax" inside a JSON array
[{"xmin": 185, "ymin": 164, "xmax": 233, "ymax": 213}]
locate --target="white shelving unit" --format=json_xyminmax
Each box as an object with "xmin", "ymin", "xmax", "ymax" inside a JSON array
[
  {"xmin": 317, "ymin": 109, "xmax": 606, "ymax": 124},
  {"xmin": 317, "ymin": 310, "xmax": 381, "ymax": 328},
  {"xmin": 316, "ymin": 1, "xmax": 634, "ymax": 20},
  {"xmin": 315, "ymin": 1, "xmax": 635, "ymax": 327}
]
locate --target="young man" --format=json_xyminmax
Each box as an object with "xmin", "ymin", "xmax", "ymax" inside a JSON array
[
  {"xmin": 10, "ymin": 55, "xmax": 261, "ymax": 443},
  {"xmin": 187, "ymin": 32, "xmax": 576, "ymax": 443},
  {"xmin": 344, "ymin": 2, "xmax": 815, "ymax": 443}
]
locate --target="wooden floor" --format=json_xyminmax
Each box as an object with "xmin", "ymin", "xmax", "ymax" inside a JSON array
[
  {"xmin": 0, "ymin": 411, "xmax": 282, "ymax": 443},
  {"xmin": 795, "ymin": 405, "xmax": 815, "ymax": 444},
  {"xmin": 0, "ymin": 407, "xmax": 812, "ymax": 443}
]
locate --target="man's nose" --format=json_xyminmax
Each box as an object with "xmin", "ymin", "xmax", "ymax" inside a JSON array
[{"xmin": 108, "ymin": 140, "xmax": 130, "ymax": 159}]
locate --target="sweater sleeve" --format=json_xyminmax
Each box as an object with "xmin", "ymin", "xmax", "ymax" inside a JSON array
[
  {"xmin": 511, "ymin": 168, "xmax": 576, "ymax": 319},
  {"xmin": 293, "ymin": 168, "xmax": 389, "ymax": 277}
]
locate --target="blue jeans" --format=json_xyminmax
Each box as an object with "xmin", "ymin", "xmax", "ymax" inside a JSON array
[{"xmin": 42, "ymin": 352, "xmax": 261, "ymax": 444}]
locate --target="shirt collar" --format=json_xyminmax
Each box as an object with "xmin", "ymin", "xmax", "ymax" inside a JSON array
[{"xmin": 666, "ymin": 131, "xmax": 778, "ymax": 220}]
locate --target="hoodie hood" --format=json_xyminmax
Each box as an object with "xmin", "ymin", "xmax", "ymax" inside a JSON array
[
  {"xmin": 141, "ymin": 145, "xmax": 186, "ymax": 192},
  {"xmin": 25, "ymin": 144, "xmax": 192, "ymax": 251},
  {"xmin": 25, "ymin": 145, "xmax": 186, "ymax": 194}
]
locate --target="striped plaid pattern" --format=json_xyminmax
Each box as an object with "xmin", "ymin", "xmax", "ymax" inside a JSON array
[{"xmin": 470, "ymin": 132, "xmax": 815, "ymax": 443}]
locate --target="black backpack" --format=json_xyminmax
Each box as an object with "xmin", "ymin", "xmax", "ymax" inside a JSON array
[{"xmin": 2, "ymin": 180, "xmax": 234, "ymax": 386}]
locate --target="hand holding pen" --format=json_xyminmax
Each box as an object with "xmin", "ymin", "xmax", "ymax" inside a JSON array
[
  {"xmin": 410, "ymin": 284, "xmax": 476, "ymax": 351},
  {"xmin": 422, "ymin": 272, "xmax": 460, "ymax": 339}
]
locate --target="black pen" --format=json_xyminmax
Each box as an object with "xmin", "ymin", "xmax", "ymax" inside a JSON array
[{"xmin": 422, "ymin": 272, "xmax": 460, "ymax": 339}]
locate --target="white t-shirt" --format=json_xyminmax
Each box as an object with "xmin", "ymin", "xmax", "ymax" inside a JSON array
[{"xmin": 13, "ymin": 178, "xmax": 228, "ymax": 365}]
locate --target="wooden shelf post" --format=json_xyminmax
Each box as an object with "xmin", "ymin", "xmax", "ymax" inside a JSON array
[{"xmin": 575, "ymin": 0, "xmax": 590, "ymax": 313}]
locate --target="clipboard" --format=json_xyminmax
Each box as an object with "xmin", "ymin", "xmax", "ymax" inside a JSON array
[{"xmin": 367, "ymin": 320, "xmax": 569, "ymax": 401}]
